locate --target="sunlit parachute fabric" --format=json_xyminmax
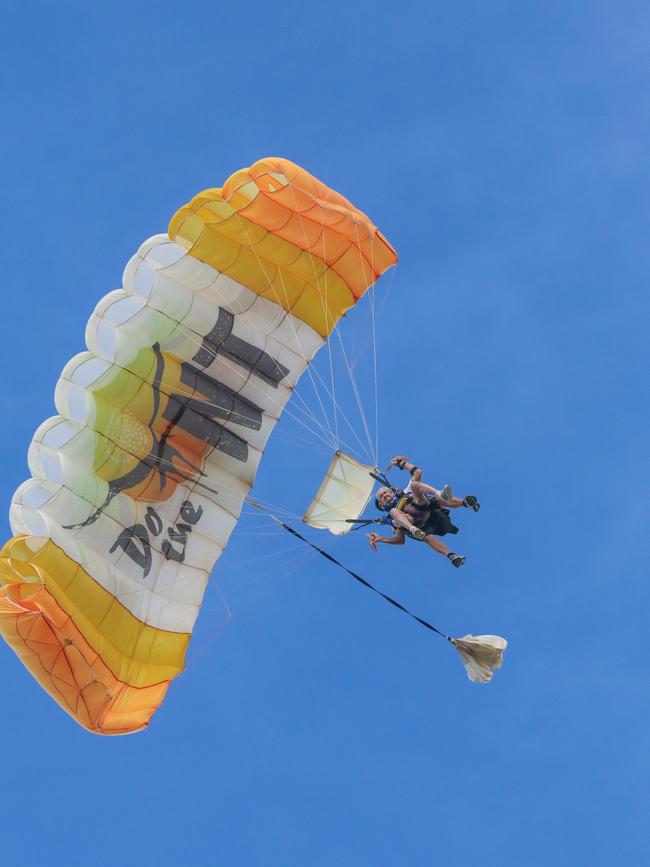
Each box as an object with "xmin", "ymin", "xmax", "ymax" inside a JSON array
[
  {"xmin": 0, "ymin": 158, "xmax": 397, "ymax": 735},
  {"xmin": 303, "ymin": 451, "xmax": 376, "ymax": 535}
]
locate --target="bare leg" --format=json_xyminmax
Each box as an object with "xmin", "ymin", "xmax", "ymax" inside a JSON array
[
  {"xmin": 408, "ymin": 480, "xmax": 433, "ymax": 505},
  {"xmin": 411, "ymin": 482, "xmax": 463, "ymax": 509},
  {"xmin": 409, "ymin": 482, "xmax": 479, "ymax": 512},
  {"xmin": 423, "ymin": 533, "xmax": 450, "ymax": 557},
  {"xmin": 410, "ymin": 480, "xmax": 439, "ymax": 498},
  {"xmin": 410, "ymin": 480, "xmax": 462, "ymax": 508},
  {"xmin": 413, "ymin": 481, "xmax": 472, "ymax": 509},
  {"xmin": 389, "ymin": 507, "xmax": 417, "ymax": 532}
]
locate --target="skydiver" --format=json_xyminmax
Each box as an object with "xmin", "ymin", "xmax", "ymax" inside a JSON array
[{"xmin": 368, "ymin": 456, "xmax": 480, "ymax": 568}]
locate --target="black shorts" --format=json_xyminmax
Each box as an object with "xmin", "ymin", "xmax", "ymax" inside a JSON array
[
  {"xmin": 423, "ymin": 507, "xmax": 458, "ymax": 537},
  {"xmin": 400, "ymin": 495, "xmax": 459, "ymax": 538}
]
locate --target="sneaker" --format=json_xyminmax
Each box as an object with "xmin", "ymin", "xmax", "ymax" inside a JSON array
[
  {"xmin": 463, "ymin": 495, "xmax": 480, "ymax": 512},
  {"xmin": 441, "ymin": 484, "xmax": 452, "ymax": 501},
  {"xmin": 448, "ymin": 553, "xmax": 466, "ymax": 568},
  {"xmin": 409, "ymin": 526, "xmax": 426, "ymax": 541}
]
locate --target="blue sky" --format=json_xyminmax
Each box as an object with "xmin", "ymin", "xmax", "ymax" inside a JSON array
[{"xmin": 1, "ymin": 2, "xmax": 649, "ymax": 865}]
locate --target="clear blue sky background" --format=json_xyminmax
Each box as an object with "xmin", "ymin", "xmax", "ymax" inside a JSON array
[{"xmin": 1, "ymin": 2, "xmax": 648, "ymax": 865}]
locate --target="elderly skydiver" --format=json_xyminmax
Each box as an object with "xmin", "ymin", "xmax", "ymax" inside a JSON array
[{"xmin": 368, "ymin": 456, "xmax": 480, "ymax": 568}]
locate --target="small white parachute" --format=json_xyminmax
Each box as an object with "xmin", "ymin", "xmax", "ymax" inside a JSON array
[
  {"xmin": 302, "ymin": 451, "xmax": 376, "ymax": 535},
  {"xmin": 452, "ymin": 635, "xmax": 508, "ymax": 683}
]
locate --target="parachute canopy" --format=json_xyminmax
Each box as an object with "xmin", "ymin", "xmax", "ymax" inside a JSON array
[
  {"xmin": 303, "ymin": 451, "xmax": 376, "ymax": 535},
  {"xmin": 0, "ymin": 158, "xmax": 397, "ymax": 735}
]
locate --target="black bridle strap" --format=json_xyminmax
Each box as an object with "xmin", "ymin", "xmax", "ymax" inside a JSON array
[{"xmin": 246, "ymin": 497, "xmax": 452, "ymax": 642}]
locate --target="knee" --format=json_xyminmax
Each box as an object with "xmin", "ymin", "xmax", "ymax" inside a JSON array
[{"xmin": 410, "ymin": 481, "xmax": 423, "ymax": 495}]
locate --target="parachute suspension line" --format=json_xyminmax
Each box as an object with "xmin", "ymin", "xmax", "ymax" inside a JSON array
[
  {"xmin": 271, "ymin": 397, "xmax": 337, "ymax": 453},
  {"xmin": 243, "ymin": 500, "xmax": 508, "ymax": 683},
  {"xmin": 215, "ymin": 541, "xmax": 309, "ymax": 567},
  {"xmin": 288, "ymin": 184, "xmax": 340, "ymax": 451},
  {"xmin": 233, "ymin": 213, "xmax": 338, "ymax": 450},
  {"xmin": 212, "ymin": 582, "xmax": 233, "ymax": 619},
  {"xmin": 348, "ymin": 263, "xmax": 396, "ymax": 370},
  {"xmin": 292, "ymin": 357, "xmax": 376, "ymax": 464},
  {"xmin": 169, "ymin": 239, "xmax": 367, "ymax": 461},
  {"xmin": 100, "ymin": 433, "xmax": 303, "ymax": 523},
  {"xmin": 149, "ymin": 377, "xmax": 334, "ymax": 450},
  {"xmin": 286, "ymin": 386, "xmax": 341, "ymax": 452},
  {"xmin": 272, "ymin": 428, "xmax": 335, "ymax": 456},
  {"xmin": 230, "ymin": 213, "xmax": 337, "ymax": 447},
  {"xmin": 228, "ymin": 546, "xmax": 318, "ymax": 591},
  {"xmin": 369, "ymin": 237, "xmax": 380, "ymax": 463},
  {"xmin": 130, "ymin": 310, "xmax": 340, "ymax": 454},
  {"xmin": 325, "ymin": 226, "xmax": 340, "ymax": 448},
  {"xmin": 290, "ymin": 197, "xmax": 376, "ymax": 466},
  {"xmin": 352, "ymin": 222, "xmax": 380, "ymax": 465},
  {"xmin": 189, "ymin": 544, "xmax": 320, "ymax": 669},
  {"xmin": 284, "ymin": 180, "xmax": 385, "ymax": 467},
  {"xmin": 316, "ymin": 220, "xmax": 380, "ymax": 466},
  {"xmin": 228, "ymin": 176, "xmax": 391, "ymax": 469},
  {"xmin": 241, "ymin": 502, "xmax": 303, "ymax": 522},
  {"xmin": 333, "ymin": 326, "xmax": 376, "ymax": 465},
  {"xmin": 320, "ymin": 220, "xmax": 378, "ymax": 466},
  {"xmin": 154, "ymin": 186, "xmax": 388, "ymax": 469},
  {"xmin": 245, "ymin": 497, "xmax": 451, "ymax": 640},
  {"xmin": 137, "ymin": 372, "xmax": 337, "ymax": 457},
  {"xmin": 269, "ymin": 265, "xmax": 339, "ymax": 453}
]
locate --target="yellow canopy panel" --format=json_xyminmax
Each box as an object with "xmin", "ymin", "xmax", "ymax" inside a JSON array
[{"xmin": 303, "ymin": 451, "xmax": 376, "ymax": 535}]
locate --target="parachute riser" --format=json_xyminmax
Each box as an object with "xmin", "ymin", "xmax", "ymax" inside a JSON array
[
  {"xmin": 344, "ymin": 516, "xmax": 390, "ymax": 531},
  {"xmin": 369, "ymin": 470, "xmax": 392, "ymax": 488}
]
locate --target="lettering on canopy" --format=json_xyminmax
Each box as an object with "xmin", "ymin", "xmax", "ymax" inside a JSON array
[{"xmin": 109, "ymin": 500, "xmax": 204, "ymax": 579}]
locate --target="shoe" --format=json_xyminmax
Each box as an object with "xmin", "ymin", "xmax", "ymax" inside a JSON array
[
  {"xmin": 409, "ymin": 526, "xmax": 426, "ymax": 541},
  {"xmin": 463, "ymin": 495, "xmax": 480, "ymax": 512},
  {"xmin": 448, "ymin": 553, "xmax": 465, "ymax": 568},
  {"xmin": 441, "ymin": 484, "xmax": 452, "ymax": 501}
]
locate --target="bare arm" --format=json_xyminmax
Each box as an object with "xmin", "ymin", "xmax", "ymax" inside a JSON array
[
  {"xmin": 368, "ymin": 530, "xmax": 405, "ymax": 551},
  {"xmin": 389, "ymin": 455, "xmax": 422, "ymax": 482}
]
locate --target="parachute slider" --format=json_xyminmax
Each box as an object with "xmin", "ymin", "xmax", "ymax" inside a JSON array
[{"xmin": 303, "ymin": 451, "xmax": 377, "ymax": 535}]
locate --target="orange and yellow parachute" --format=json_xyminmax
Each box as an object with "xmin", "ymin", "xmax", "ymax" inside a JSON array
[{"xmin": 0, "ymin": 158, "xmax": 397, "ymax": 734}]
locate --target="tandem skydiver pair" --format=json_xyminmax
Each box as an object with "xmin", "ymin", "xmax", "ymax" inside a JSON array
[{"xmin": 368, "ymin": 456, "xmax": 480, "ymax": 569}]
